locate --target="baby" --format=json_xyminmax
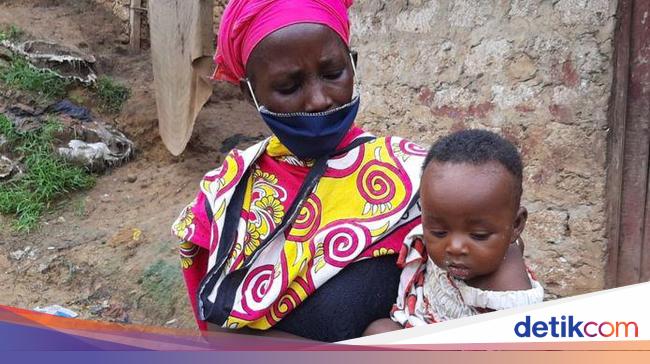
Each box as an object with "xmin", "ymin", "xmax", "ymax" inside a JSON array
[{"xmin": 365, "ymin": 129, "xmax": 544, "ymax": 334}]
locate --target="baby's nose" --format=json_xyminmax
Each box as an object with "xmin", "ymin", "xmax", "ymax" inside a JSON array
[{"xmin": 446, "ymin": 235, "xmax": 469, "ymax": 255}]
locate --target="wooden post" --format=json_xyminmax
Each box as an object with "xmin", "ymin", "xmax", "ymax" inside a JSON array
[
  {"xmin": 130, "ymin": 0, "xmax": 142, "ymax": 50},
  {"xmin": 605, "ymin": 0, "xmax": 632, "ymax": 289},
  {"xmin": 605, "ymin": 0, "xmax": 650, "ymax": 287}
]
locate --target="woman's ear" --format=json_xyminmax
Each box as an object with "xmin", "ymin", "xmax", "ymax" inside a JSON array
[{"xmin": 513, "ymin": 206, "xmax": 528, "ymax": 242}]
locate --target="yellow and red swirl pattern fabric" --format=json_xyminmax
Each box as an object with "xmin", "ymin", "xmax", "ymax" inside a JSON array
[{"xmin": 172, "ymin": 127, "xmax": 426, "ymax": 330}]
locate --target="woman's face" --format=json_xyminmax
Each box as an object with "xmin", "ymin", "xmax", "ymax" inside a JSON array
[{"xmin": 243, "ymin": 23, "xmax": 354, "ymax": 114}]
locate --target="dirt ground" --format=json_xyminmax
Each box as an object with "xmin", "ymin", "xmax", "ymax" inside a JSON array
[{"xmin": 0, "ymin": 0, "xmax": 267, "ymax": 328}]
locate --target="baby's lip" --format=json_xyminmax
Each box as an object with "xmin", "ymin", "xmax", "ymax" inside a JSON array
[{"xmin": 445, "ymin": 262, "xmax": 472, "ymax": 280}]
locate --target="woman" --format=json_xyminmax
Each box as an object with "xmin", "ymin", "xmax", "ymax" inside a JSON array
[{"xmin": 172, "ymin": 0, "xmax": 426, "ymax": 342}]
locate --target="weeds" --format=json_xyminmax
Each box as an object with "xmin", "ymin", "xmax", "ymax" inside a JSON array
[
  {"xmin": 0, "ymin": 25, "xmax": 24, "ymax": 42},
  {"xmin": 95, "ymin": 76, "xmax": 130, "ymax": 114},
  {"xmin": 0, "ymin": 57, "xmax": 70, "ymax": 99},
  {"xmin": 0, "ymin": 114, "xmax": 95, "ymax": 231},
  {"xmin": 137, "ymin": 260, "xmax": 183, "ymax": 317},
  {"xmin": 141, "ymin": 260, "xmax": 183, "ymax": 299},
  {"xmin": 73, "ymin": 197, "xmax": 86, "ymax": 217}
]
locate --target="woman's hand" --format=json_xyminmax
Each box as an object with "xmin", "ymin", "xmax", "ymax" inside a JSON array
[{"xmin": 362, "ymin": 318, "xmax": 403, "ymax": 336}]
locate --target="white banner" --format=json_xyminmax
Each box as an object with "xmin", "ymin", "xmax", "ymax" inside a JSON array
[{"xmin": 345, "ymin": 282, "xmax": 649, "ymax": 345}]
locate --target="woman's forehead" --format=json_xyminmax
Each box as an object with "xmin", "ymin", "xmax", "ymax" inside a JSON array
[{"xmin": 246, "ymin": 23, "xmax": 348, "ymax": 75}]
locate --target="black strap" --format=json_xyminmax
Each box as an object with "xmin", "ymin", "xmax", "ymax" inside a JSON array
[{"xmin": 198, "ymin": 136, "xmax": 375, "ymax": 325}]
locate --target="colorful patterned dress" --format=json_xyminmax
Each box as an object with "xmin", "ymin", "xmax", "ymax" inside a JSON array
[{"xmin": 172, "ymin": 126, "xmax": 426, "ymax": 332}]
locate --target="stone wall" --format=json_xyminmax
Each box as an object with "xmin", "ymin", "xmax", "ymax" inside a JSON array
[
  {"xmin": 93, "ymin": 0, "xmax": 149, "ymax": 46},
  {"xmin": 170, "ymin": 0, "xmax": 615, "ymax": 299},
  {"xmin": 348, "ymin": 0, "xmax": 617, "ymax": 298}
]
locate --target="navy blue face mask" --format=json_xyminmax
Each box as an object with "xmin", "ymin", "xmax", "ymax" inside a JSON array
[
  {"xmin": 251, "ymin": 91, "xmax": 360, "ymax": 160},
  {"xmin": 245, "ymin": 53, "xmax": 359, "ymax": 160}
]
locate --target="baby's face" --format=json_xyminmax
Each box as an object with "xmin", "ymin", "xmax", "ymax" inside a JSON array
[{"xmin": 420, "ymin": 161, "xmax": 524, "ymax": 283}]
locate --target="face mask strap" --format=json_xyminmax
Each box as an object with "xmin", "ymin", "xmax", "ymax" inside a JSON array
[
  {"xmin": 244, "ymin": 78, "xmax": 261, "ymax": 110},
  {"xmin": 349, "ymin": 52, "xmax": 357, "ymax": 77}
]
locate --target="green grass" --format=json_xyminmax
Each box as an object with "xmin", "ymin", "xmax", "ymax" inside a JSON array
[
  {"xmin": 0, "ymin": 25, "xmax": 24, "ymax": 42},
  {"xmin": 0, "ymin": 114, "xmax": 95, "ymax": 231},
  {"xmin": 0, "ymin": 57, "xmax": 70, "ymax": 99},
  {"xmin": 95, "ymin": 76, "xmax": 130, "ymax": 113},
  {"xmin": 141, "ymin": 260, "xmax": 183, "ymax": 299},
  {"xmin": 137, "ymin": 260, "xmax": 183, "ymax": 318}
]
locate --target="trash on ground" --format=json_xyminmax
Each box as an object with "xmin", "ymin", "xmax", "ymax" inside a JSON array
[
  {"xmin": 104, "ymin": 303, "xmax": 129, "ymax": 323},
  {"xmin": 1, "ymin": 39, "xmax": 97, "ymax": 84},
  {"xmin": 57, "ymin": 121, "xmax": 134, "ymax": 171},
  {"xmin": 33, "ymin": 305, "xmax": 78, "ymax": 318},
  {"xmin": 0, "ymin": 155, "xmax": 18, "ymax": 180},
  {"xmin": 3, "ymin": 103, "xmax": 44, "ymax": 133},
  {"xmin": 9, "ymin": 246, "xmax": 34, "ymax": 261},
  {"xmin": 2, "ymin": 102, "xmax": 134, "ymax": 171},
  {"xmin": 46, "ymin": 99, "xmax": 92, "ymax": 122}
]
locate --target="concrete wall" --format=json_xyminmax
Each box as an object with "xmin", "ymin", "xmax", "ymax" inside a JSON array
[
  {"xmin": 349, "ymin": 0, "xmax": 617, "ymax": 298},
  {"xmin": 99, "ymin": 0, "xmax": 614, "ymax": 299},
  {"xmin": 94, "ymin": 0, "xmax": 149, "ymax": 46}
]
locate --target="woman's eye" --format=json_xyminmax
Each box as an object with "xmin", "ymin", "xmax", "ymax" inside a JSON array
[
  {"xmin": 470, "ymin": 233, "xmax": 491, "ymax": 241},
  {"xmin": 429, "ymin": 231, "xmax": 447, "ymax": 238},
  {"xmin": 322, "ymin": 69, "xmax": 344, "ymax": 80},
  {"xmin": 275, "ymin": 84, "xmax": 299, "ymax": 95}
]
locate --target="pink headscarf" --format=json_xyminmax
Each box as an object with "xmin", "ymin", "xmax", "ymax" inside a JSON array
[{"xmin": 213, "ymin": 0, "xmax": 354, "ymax": 84}]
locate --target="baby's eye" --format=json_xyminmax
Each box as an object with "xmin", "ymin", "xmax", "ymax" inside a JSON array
[
  {"xmin": 470, "ymin": 232, "xmax": 491, "ymax": 241},
  {"xmin": 429, "ymin": 230, "xmax": 447, "ymax": 238}
]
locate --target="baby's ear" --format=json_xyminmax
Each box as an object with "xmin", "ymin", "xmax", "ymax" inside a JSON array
[{"xmin": 513, "ymin": 206, "xmax": 528, "ymax": 241}]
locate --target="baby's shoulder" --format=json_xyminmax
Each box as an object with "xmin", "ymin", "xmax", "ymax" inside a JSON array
[
  {"xmin": 473, "ymin": 243, "xmax": 532, "ymax": 292},
  {"xmin": 457, "ymin": 244, "xmax": 544, "ymax": 310}
]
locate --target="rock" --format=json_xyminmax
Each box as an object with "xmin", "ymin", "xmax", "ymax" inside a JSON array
[
  {"xmin": 126, "ymin": 174, "xmax": 138, "ymax": 183},
  {"xmin": 0, "ymin": 155, "xmax": 16, "ymax": 180},
  {"xmin": 37, "ymin": 263, "xmax": 50, "ymax": 274},
  {"xmin": 108, "ymin": 227, "xmax": 145, "ymax": 249},
  {"xmin": 0, "ymin": 46, "xmax": 13, "ymax": 62},
  {"xmin": 10, "ymin": 249, "xmax": 26, "ymax": 261},
  {"xmin": 507, "ymin": 54, "xmax": 537, "ymax": 81}
]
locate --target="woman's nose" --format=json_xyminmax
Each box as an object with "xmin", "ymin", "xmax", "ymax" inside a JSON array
[
  {"xmin": 303, "ymin": 81, "xmax": 333, "ymax": 113},
  {"xmin": 446, "ymin": 235, "xmax": 469, "ymax": 256}
]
